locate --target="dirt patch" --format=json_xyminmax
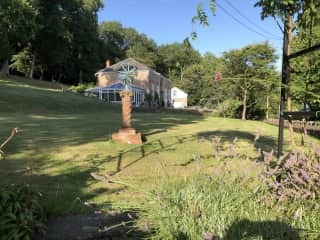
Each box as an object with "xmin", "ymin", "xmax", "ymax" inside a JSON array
[{"xmin": 36, "ymin": 211, "xmax": 149, "ymax": 240}]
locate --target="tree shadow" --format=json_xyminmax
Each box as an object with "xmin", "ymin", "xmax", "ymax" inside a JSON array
[
  {"xmin": 0, "ymin": 111, "xmax": 203, "ymax": 157},
  {"xmin": 110, "ymin": 135, "xmax": 196, "ymax": 175},
  {"xmin": 39, "ymin": 210, "xmax": 151, "ymax": 240},
  {"xmin": 197, "ymin": 130, "xmax": 276, "ymax": 153},
  {"xmin": 223, "ymin": 219, "xmax": 301, "ymax": 240}
]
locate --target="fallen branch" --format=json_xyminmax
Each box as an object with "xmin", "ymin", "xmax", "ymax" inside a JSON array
[{"xmin": 0, "ymin": 128, "xmax": 19, "ymax": 159}]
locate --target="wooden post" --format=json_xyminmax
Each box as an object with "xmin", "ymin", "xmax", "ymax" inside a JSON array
[{"xmin": 277, "ymin": 9, "xmax": 290, "ymax": 158}]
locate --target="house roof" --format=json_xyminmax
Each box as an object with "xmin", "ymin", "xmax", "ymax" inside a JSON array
[
  {"xmin": 85, "ymin": 82, "xmax": 144, "ymax": 93},
  {"xmin": 95, "ymin": 58, "xmax": 160, "ymax": 76},
  {"xmin": 172, "ymin": 87, "xmax": 188, "ymax": 96}
]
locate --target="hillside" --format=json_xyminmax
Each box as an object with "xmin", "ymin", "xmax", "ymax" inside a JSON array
[
  {"xmin": 0, "ymin": 76, "xmax": 119, "ymax": 114},
  {"xmin": 0, "ymin": 76, "xmax": 316, "ymax": 217}
]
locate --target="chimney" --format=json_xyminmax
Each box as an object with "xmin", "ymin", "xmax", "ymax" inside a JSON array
[{"xmin": 106, "ymin": 59, "xmax": 111, "ymax": 68}]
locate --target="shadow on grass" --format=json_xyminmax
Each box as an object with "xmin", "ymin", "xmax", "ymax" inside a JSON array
[
  {"xmin": 0, "ymin": 111, "xmax": 203, "ymax": 156},
  {"xmin": 41, "ymin": 210, "xmax": 151, "ymax": 240},
  {"xmin": 197, "ymin": 130, "xmax": 276, "ymax": 152},
  {"xmin": 0, "ymin": 110, "xmax": 203, "ymax": 216},
  {"xmin": 109, "ymin": 135, "xmax": 196, "ymax": 175},
  {"xmin": 223, "ymin": 219, "xmax": 301, "ymax": 240}
]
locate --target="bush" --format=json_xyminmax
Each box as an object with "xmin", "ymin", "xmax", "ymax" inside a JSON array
[
  {"xmin": 145, "ymin": 175, "xmax": 320, "ymax": 239},
  {"xmin": 261, "ymin": 144, "xmax": 320, "ymax": 201},
  {"xmin": 68, "ymin": 83, "xmax": 95, "ymax": 93},
  {"xmin": 0, "ymin": 184, "xmax": 46, "ymax": 239},
  {"xmin": 215, "ymin": 99, "xmax": 242, "ymax": 118}
]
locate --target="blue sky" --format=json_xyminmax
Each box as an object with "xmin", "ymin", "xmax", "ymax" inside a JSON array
[{"xmin": 98, "ymin": 0, "xmax": 283, "ymax": 67}]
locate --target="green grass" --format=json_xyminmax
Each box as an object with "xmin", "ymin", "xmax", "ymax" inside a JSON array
[
  {"xmin": 1, "ymin": 76, "xmax": 320, "ymax": 238},
  {"xmin": 144, "ymin": 176, "xmax": 320, "ymax": 239}
]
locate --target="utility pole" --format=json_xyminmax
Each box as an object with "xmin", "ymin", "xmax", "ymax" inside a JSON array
[{"xmin": 277, "ymin": 9, "xmax": 290, "ymax": 158}]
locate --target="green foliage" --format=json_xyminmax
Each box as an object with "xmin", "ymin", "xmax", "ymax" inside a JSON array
[
  {"xmin": 10, "ymin": 47, "xmax": 33, "ymax": 77},
  {"xmin": 158, "ymin": 40, "xmax": 201, "ymax": 84},
  {"xmin": 126, "ymin": 44, "xmax": 158, "ymax": 69},
  {"xmin": 215, "ymin": 99, "xmax": 242, "ymax": 118},
  {"xmin": 222, "ymin": 42, "xmax": 278, "ymax": 119},
  {"xmin": 191, "ymin": 0, "xmax": 216, "ymax": 40},
  {"xmin": 68, "ymin": 83, "xmax": 95, "ymax": 93},
  {"xmin": 99, "ymin": 21, "xmax": 159, "ymax": 69},
  {"xmin": 254, "ymin": 0, "xmax": 320, "ymax": 27},
  {"xmin": 1, "ymin": 0, "xmax": 104, "ymax": 83},
  {"xmin": 146, "ymin": 176, "xmax": 320, "ymax": 239},
  {"xmin": 181, "ymin": 43, "xmax": 279, "ymax": 120},
  {"xmin": 0, "ymin": 0, "xmax": 36, "ymax": 61},
  {"xmin": 0, "ymin": 184, "xmax": 46, "ymax": 239},
  {"xmin": 291, "ymin": 22, "xmax": 320, "ymax": 110}
]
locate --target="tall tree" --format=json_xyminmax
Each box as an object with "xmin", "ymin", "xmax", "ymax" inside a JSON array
[
  {"xmin": 255, "ymin": 0, "xmax": 320, "ymax": 148},
  {"xmin": 0, "ymin": 0, "xmax": 36, "ymax": 78},
  {"xmin": 99, "ymin": 21, "xmax": 158, "ymax": 68},
  {"xmin": 223, "ymin": 42, "xmax": 277, "ymax": 120},
  {"xmin": 158, "ymin": 40, "xmax": 201, "ymax": 84}
]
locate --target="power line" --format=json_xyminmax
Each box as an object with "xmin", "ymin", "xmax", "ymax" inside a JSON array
[
  {"xmin": 215, "ymin": 1, "xmax": 282, "ymax": 41},
  {"xmin": 223, "ymin": 0, "xmax": 282, "ymax": 39}
]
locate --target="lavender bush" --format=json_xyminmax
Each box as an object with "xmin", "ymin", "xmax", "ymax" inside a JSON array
[{"xmin": 261, "ymin": 144, "xmax": 320, "ymax": 201}]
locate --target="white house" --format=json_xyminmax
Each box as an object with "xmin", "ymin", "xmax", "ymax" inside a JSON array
[{"xmin": 171, "ymin": 87, "xmax": 188, "ymax": 109}]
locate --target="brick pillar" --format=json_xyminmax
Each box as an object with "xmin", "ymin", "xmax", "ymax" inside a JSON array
[{"xmin": 120, "ymin": 91, "xmax": 133, "ymax": 128}]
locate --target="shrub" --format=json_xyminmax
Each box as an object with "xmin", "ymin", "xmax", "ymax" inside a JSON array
[
  {"xmin": 68, "ymin": 83, "xmax": 95, "ymax": 93},
  {"xmin": 215, "ymin": 99, "xmax": 242, "ymax": 118},
  {"xmin": 144, "ymin": 176, "xmax": 320, "ymax": 240},
  {"xmin": 261, "ymin": 144, "xmax": 320, "ymax": 201},
  {"xmin": 0, "ymin": 184, "xmax": 46, "ymax": 239}
]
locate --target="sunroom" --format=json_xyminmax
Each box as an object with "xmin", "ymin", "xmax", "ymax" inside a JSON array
[{"xmin": 85, "ymin": 82, "xmax": 145, "ymax": 106}]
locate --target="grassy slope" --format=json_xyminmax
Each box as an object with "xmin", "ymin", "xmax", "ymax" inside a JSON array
[{"xmin": 0, "ymin": 76, "xmax": 317, "ymax": 216}]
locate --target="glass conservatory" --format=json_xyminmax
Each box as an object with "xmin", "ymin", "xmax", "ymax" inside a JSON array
[{"xmin": 85, "ymin": 82, "xmax": 145, "ymax": 106}]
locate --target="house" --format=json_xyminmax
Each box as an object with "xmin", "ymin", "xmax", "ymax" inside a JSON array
[
  {"xmin": 171, "ymin": 87, "xmax": 188, "ymax": 109},
  {"xmin": 88, "ymin": 58, "xmax": 172, "ymax": 107}
]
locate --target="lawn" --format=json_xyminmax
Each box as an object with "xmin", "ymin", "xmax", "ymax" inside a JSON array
[{"xmin": 1, "ymin": 76, "xmax": 319, "ymax": 230}]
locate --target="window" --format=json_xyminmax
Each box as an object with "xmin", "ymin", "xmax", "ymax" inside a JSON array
[{"xmin": 173, "ymin": 90, "xmax": 177, "ymax": 97}]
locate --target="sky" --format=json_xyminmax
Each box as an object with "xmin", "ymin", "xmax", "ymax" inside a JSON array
[{"xmin": 98, "ymin": 0, "xmax": 283, "ymax": 68}]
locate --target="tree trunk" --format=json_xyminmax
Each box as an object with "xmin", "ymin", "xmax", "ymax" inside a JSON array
[
  {"xmin": 78, "ymin": 51, "xmax": 83, "ymax": 85},
  {"xmin": 286, "ymin": 14, "xmax": 296, "ymax": 149},
  {"xmin": 39, "ymin": 65, "xmax": 44, "ymax": 80},
  {"xmin": 1, "ymin": 59, "xmax": 9, "ymax": 78},
  {"xmin": 180, "ymin": 66, "xmax": 184, "ymax": 82},
  {"xmin": 266, "ymin": 95, "xmax": 269, "ymax": 119},
  {"xmin": 79, "ymin": 70, "xmax": 83, "ymax": 85},
  {"xmin": 242, "ymin": 88, "xmax": 248, "ymax": 120},
  {"xmin": 28, "ymin": 51, "xmax": 36, "ymax": 80}
]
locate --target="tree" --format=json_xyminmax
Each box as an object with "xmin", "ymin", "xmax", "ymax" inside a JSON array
[
  {"xmin": 158, "ymin": 40, "xmax": 201, "ymax": 84},
  {"xmin": 182, "ymin": 53, "xmax": 226, "ymax": 107},
  {"xmin": 125, "ymin": 33, "xmax": 158, "ymax": 69},
  {"xmin": 0, "ymin": 0, "xmax": 36, "ymax": 78},
  {"xmin": 99, "ymin": 21, "xmax": 159, "ymax": 68},
  {"xmin": 255, "ymin": 0, "xmax": 320, "ymax": 148},
  {"xmin": 126, "ymin": 44, "xmax": 158, "ymax": 69},
  {"xmin": 290, "ymin": 17, "xmax": 320, "ymax": 111},
  {"xmin": 6, "ymin": 0, "xmax": 104, "ymax": 84},
  {"xmin": 99, "ymin": 21, "xmax": 127, "ymax": 62},
  {"xmin": 223, "ymin": 42, "xmax": 278, "ymax": 120}
]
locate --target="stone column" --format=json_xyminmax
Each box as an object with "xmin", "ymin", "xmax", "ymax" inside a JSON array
[
  {"xmin": 112, "ymin": 90, "xmax": 142, "ymax": 144},
  {"xmin": 120, "ymin": 91, "xmax": 133, "ymax": 129}
]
